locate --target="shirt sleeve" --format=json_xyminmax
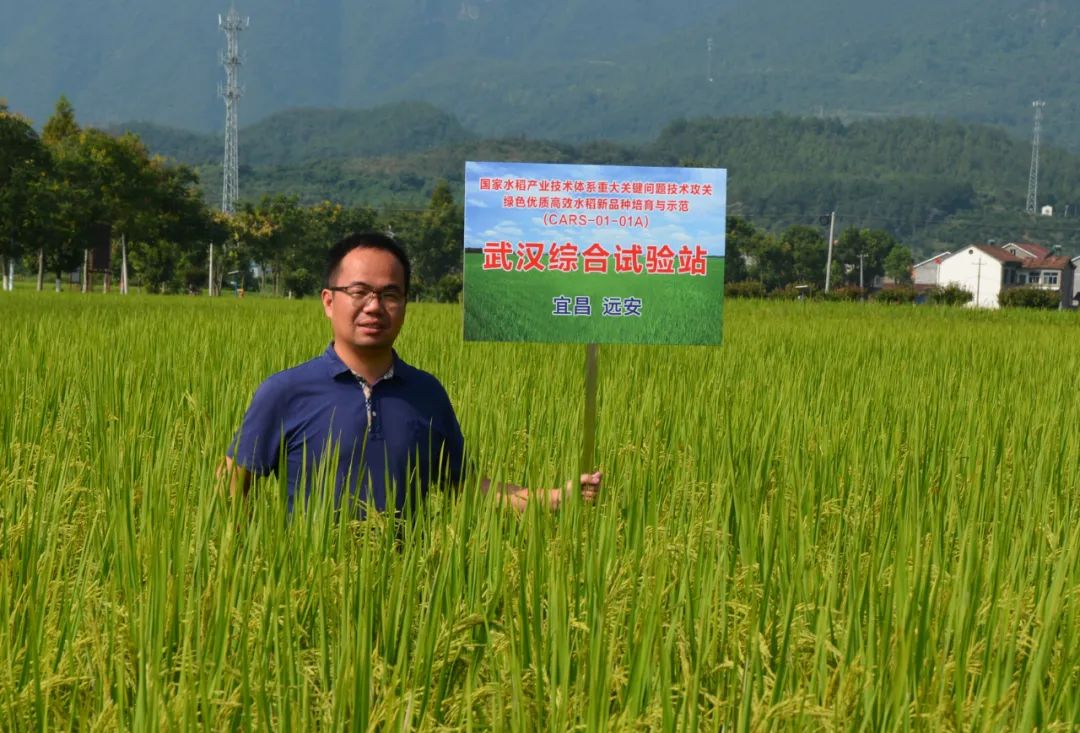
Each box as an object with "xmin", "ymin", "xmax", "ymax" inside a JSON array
[
  {"xmin": 443, "ymin": 404, "xmax": 466, "ymax": 486},
  {"xmin": 227, "ymin": 378, "xmax": 285, "ymax": 476}
]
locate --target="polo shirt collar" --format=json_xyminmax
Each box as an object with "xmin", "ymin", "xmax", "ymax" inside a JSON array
[{"xmin": 322, "ymin": 342, "xmax": 409, "ymax": 381}]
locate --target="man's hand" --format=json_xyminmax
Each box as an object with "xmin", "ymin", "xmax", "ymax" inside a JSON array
[
  {"xmin": 550, "ymin": 471, "xmax": 603, "ymax": 509},
  {"xmin": 572, "ymin": 471, "xmax": 602, "ymax": 504},
  {"xmin": 218, "ymin": 456, "xmax": 253, "ymax": 499}
]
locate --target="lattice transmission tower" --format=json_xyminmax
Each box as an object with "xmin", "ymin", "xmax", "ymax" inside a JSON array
[
  {"xmin": 1026, "ymin": 100, "xmax": 1045, "ymax": 215},
  {"xmin": 219, "ymin": 6, "xmax": 249, "ymax": 214}
]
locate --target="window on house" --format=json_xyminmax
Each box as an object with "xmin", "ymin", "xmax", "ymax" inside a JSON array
[
  {"xmin": 1028, "ymin": 272, "xmax": 1041, "ymax": 285},
  {"xmin": 1046, "ymin": 272, "xmax": 1059, "ymax": 286},
  {"xmin": 1016, "ymin": 272, "xmax": 1027, "ymax": 284}
]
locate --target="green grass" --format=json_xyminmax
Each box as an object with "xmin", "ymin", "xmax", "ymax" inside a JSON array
[
  {"xmin": 2, "ymin": 292, "xmax": 1080, "ymax": 730},
  {"xmin": 463, "ymin": 252, "xmax": 724, "ymax": 344}
]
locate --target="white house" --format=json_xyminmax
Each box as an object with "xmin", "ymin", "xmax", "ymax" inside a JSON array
[
  {"xmin": 937, "ymin": 246, "xmax": 1019, "ymax": 308},
  {"xmin": 938, "ymin": 244, "xmax": 1076, "ymax": 309}
]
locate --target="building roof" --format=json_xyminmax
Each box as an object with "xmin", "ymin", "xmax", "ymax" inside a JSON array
[
  {"xmin": 969, "ymin": 245, "xmax": 1023, "ymax": 263},
  {"xmin": 1007, "ymin": 242, "xmax": 1051, "ymax": 258},
  {"xmin": 1021, "ymin": 255, "xmax": 1073, "ymax": 270},
  {"xmin": 913, "ymin": 252, "xmax": 951, "ymax": 268}
]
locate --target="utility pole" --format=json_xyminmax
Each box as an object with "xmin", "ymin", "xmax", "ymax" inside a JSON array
[
  {"xmin": 975, "ymin": 258, "xmax": 983, "ymax": 306},
  {"xmin": 706, "ymin": 37, "xmax": 714, "ymax": 83},
  {"xmin": 1026, "ymin": 100, "xmax": 1045, "ymax": 215},
  {"xmin": 824, "ymin": 211, "xmax": 836, "ymax": 292},
  {"xmin": 219, "ymin": 6, "xmax": 249, "ymax": 215},
  {"xmin": 858, "ymin": 252, "xmax": 866, "ymax": 290},
  {"xmin": 120, "ymin": 235, "xmax": 128, "ymax": 294}
]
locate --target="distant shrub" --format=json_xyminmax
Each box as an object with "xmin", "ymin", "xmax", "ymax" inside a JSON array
[
  {"xmin": 823, "ymin": 285, "xmax": 865, "ymax": 302},
  {"xmin": 873, "ymin": 286, "xmax": 918, "ymax": 304},
  {"xmin": 927, "ymin": 284, "xmax": 973, "ymax": 306},
  {"xmin": 769, "ymin": 283, "xmax": 816, "ymax": 300},
  {"xmin": 283, "ymin": 267, "xmax": 319, "ymax": 298},
  {"xmin": 725, "ymin": 280, "xmax": 767, "ymax": 299},
  {"xmin": 999, "ymin": 287, "xmax": 1059, "ymax": 309}
]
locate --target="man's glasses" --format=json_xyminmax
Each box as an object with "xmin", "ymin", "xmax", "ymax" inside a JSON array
[{"xmin": 326, "ymin": 283, "xmax": 406, "ymax": 309}]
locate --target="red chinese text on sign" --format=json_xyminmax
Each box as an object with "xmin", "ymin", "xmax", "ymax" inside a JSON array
[
  {"xmin": 614, "ymin": 244, "xmax": 644, "ymax": 274},
  {"xmin": 677, "ymin": 245, "xmax": 708, "ymax": 276},
  {"xmin": 515, "ymin": 242, "xmax": 546, "ymax": 272},
  {"xmin": 482, "ymin": 241, "xmax": 514, "ymax": 271},
  {"xmin": 548, "ymin": 242, "xmax": 580, "ymax": 272},
  {"xmin": 644, "ymin": 245, "xmax": 676, "ymax": 274},
  {"xmin": 582, "ymin": 243, "xmax": 611, "ymax": 274}
]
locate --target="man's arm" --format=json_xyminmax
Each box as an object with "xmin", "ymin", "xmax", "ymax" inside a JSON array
[
  {"xmin": 437, "ymin": 388, "xmax": 601, "ymax": 512},
  {"xmin": 223, "ymin": 376, "xmax": 285, "ymax": 499},
  {"xmin": 480, "ymin": 471, "xmax": 602, "ymax": 512}
]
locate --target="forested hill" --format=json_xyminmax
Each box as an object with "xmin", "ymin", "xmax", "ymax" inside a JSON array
[
  {"xmin": 114, "ymin": 102, "xmax": 474, "ymax": 166},
  {"xmin": 119, "ymin": 106, "xmax": 1080, "ymax": 258},
  {"xmin": 6, "ymin": 0, "xmax": 1080, "ymax": 150}
]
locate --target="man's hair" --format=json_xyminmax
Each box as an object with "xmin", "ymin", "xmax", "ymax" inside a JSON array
[{"xmin": 324, "ymin": 232, "xmax": 411, "ymax": 294}]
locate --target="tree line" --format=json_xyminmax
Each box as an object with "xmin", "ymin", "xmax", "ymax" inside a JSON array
[
  {"xmin": 725, "ymin": 216, "xmax": 913, "ymax": 294},
  {"xmin": 0, "ymin": 98, "xmax": 464, "ymax": 299},
  {"xmin": 3, "ymin": 97, "xmax": 915, "ymax": 300}
]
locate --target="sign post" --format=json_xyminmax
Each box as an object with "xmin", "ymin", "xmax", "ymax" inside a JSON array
[
  {"xmin": 463, "ymin": 161, "xmax": 727, "ymax": 479},
  {"xmin": 580, "ymin": 343, "xmax": 599, "ymax": 478}
]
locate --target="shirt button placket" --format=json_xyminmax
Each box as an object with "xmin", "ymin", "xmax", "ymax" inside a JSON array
[{"xmin": 368, "ymin": 389, "xmax": 381, "ymax": 440}]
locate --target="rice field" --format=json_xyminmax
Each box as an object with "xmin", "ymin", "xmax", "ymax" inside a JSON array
[{"xmin": 3, "ymin": 292, "xmax": 1080, "ymax": 731}]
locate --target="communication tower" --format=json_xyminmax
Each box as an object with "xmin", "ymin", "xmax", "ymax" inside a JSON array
[
  {"xmin": 1026, "ymin": 100, "xmax": 1045, "ymax": 215},
  {"xmin": 219, "ymin": 6, "xmax": 249, "ymax": 214}
]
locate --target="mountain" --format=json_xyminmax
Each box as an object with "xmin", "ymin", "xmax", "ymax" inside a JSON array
[
  {"xmin": 123, "ymin": 106, "xmax": 1079, "ymax": 259},
  {"xmin": 6, "ymin": 0, "xmax": 1080, "ymax": 149},
  {"xmin": 111, "ymin": 102, "xmax": 473, "ymax": 166}
]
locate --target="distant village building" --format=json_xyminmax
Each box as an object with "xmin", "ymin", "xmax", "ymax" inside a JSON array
[
  {"xmin": 1001, "ymin": 242, "xmax": 1050, "ymax": 259},
  {"xmin": 1041, "ymin": 205, "xmax": 1054, "ymax": 217},
  {"xmin": 912, "ymin": 252, "xmax": 951, "ymax": 286},
  {"xmin": 936, "ymin": 242, "xmax": 1075, "ymax": 309},
  {"xmin": 1073, "ymin": 255, "xmax": 1080, "ymax": 306}
]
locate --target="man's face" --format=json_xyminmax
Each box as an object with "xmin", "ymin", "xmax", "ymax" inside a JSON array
[{"xmin": 321, "ymin": 247, "xmax": 407, "ymax": 352}]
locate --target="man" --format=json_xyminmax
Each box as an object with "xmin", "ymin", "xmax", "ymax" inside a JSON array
[{"xmin": 225, "ymin": 232, "xmax": 601, "ymax": 513}]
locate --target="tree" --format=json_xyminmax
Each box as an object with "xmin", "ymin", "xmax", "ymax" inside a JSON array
[
  {"xmin": 883, "ymin": 245, "xmax": 914, "ymax": 284},
  {"xmin": 834, "ymin": 227, "xmax": 898, "ymax": 287},
  {"xmin": 0, "ymin": 109, "xmax": 51, "ymax": 285},
  {"xmin": 724, "ymin": 216, "xmax": 766, "ymax": 283},
  {"xmin": 41, "ymin": 96, "xmax": 79, "ymax": 146},
  {"xmin": 408, "ymin": 181, "xmax": 463, "ymax": 301},
  {"xmin": 783, "ymin": 225, "xmax": 828, "ymax": 288},
  {"xmin": 744, "ymin": 232, "xmax": 792, "ymax": 291},
  {"xmin": 39, "ymin": 132, "xmax": 95, "ymax": 290},
  {"xmin": 231, "ymin": 195, "xmax": 314, "ymax": 296}
]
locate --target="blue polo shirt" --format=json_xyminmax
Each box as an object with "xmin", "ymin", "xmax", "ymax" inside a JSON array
[{"xmin": 227, "ymin": 343, "xmax": 465, "ymax": 514}]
